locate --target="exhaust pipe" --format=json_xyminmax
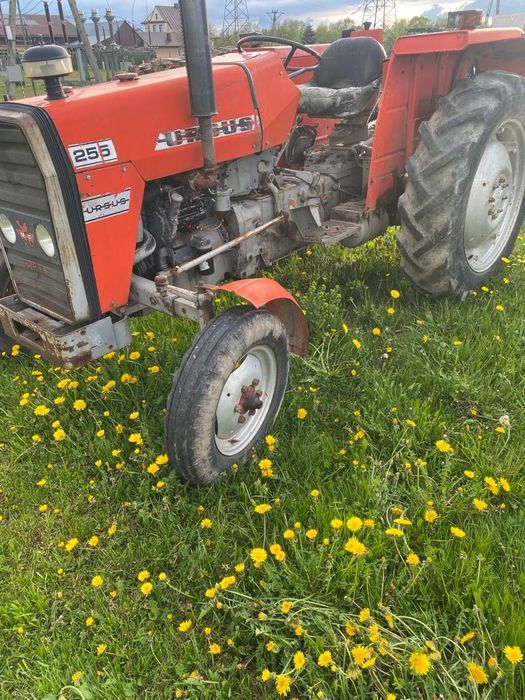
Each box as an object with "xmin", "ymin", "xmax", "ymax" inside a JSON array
[{"xmin": 179, "ymin": 0, "xmax": 218, "ymax": 188}]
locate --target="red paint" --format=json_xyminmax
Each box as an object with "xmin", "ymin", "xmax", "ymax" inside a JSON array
[
  {"xmin": 213, "ymin": 278, "xmax": 308, "ymax": 356},
  {"xmin": 367, "ymin": 28, "xmax": 525, "ymax": 211}
]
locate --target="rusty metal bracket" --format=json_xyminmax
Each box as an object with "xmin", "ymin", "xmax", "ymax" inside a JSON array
[{"xmin": 129, "ymin": 274, "xmax": 214, "ymax": 327}]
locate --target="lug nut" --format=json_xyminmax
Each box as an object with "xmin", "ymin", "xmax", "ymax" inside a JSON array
[
  {"xmin": 238, "ymin": 415, "xmax": 246, "ymax": 424},
  {"xmin": 252, "ymin": 378, "xmax": 260, "ymax": 386},
  {"xmin": 234, "ymin": 404, "xmax": 243, "ymax": 414}
]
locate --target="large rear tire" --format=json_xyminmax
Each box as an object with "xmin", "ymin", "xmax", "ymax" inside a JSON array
[
  {"xmin": 165, "ymin": 306, "xmax": 289, "ymax": 485},
  {"xmin": 397, "ymin": 71, "xmax": 525, "ymax": 299}
]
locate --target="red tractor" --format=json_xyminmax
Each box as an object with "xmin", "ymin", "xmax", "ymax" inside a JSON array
[{"xmin": 0, "ymin": 3, "xmax": 524, "ymax": 483}]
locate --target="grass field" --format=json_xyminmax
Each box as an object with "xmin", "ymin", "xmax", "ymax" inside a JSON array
[{"xmin": 1, "ymin": 231, "xmax": 524, "ymax": 699}]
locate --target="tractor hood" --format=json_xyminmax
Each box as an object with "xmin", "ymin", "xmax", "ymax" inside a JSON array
[{"xmin": 9, "ymin": 50, "xmax": 300, "ymax": 183}]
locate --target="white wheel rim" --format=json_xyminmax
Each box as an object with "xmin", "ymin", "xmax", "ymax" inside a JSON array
[
  {"xmin": 464, "ymin": 118, "xmax": 525, "ymax": 273},
  {"xmin": 215, "ymin": 345, "xmax": 278, "ymax": 457}
]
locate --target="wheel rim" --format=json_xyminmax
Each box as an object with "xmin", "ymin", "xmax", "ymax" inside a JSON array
[
  {"xmin": 464, "ymin": 118, "xmax": 525, "ymax": 273},
  {"xmin": 215, "ymin": 344, "xmax": 278, "ymax": 457}
]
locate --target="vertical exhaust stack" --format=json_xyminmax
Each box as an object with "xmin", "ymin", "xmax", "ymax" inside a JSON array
[{"xmin": 179, "ymin": 0, "xmax": 218, "ymax": 188}]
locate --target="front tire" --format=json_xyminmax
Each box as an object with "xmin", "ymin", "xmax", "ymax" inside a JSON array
[
  {"xmin": 397, "ymin": 71, "xmax": 525, "ymax": 299},
  {"xmin": 165, "ymin": 306, "xmax": 289, "ymax": 485}
]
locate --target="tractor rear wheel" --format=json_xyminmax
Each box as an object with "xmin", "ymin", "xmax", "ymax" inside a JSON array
[
  {"xmin": 0, "ymin": 258, "xmax": 15, "ymax": 353},
  {"xmin": 397, "ymin": 71, "xmax": 525, "ymax": 299},
  {"xmin": 165, "ymin": 306, "xmax": 289, "ymax": 485}
]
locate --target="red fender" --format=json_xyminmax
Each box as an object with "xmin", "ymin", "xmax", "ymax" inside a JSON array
[{"xmin": 208, "ymin": 278, "xmax": 309, "ymax": 356}]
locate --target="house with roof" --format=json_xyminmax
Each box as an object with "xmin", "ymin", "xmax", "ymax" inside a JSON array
[
  {"xmin": 100, "ymin": 20, "xmax": 146, "ymax": 49},
  {"xmin": 141, "ymin": 4, "xmax": 183, "ymax": 58},
  {"xmin": 0, "ymin": 14, "xmax": 77, "ymax": 49}
]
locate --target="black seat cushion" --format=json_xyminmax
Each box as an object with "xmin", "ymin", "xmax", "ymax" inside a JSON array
[{"xmin": 312, "ymin": 37, "xmax": 387, "ymax": 89}]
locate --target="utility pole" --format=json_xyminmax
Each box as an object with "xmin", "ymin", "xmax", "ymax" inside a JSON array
[
  {"xmin": 267, "ymin": 9, "xmax": 284, "ymax": 33},
  {"xmin": 68, "ymin": 0, "xmax": 102, "ymax": 82},
  {"xmin": 7, "ymin": 0, "xmax": 17, "ymax": 99}
]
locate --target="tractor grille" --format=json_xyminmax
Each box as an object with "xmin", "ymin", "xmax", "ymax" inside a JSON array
[{"xmin": 0, "ymin": 121, "xmax": 72, "ymax": 321}]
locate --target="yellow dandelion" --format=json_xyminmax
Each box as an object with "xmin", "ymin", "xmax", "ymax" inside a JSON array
[
  {"xmin": 140, "ymin": 582, "xmax": 153, "ymax": 596},
  {"xmin": 254, "ymin": 503, "xmax": 272, "ymax": 514},
  {"xmin": 503, "ymin": 645, "xmax": 523, "ymax": 664},
  {"xmin": 385, "ymin": 528, "xmax": 404, "ymax": 537},
  {"xmin": 34, "ymin": 405, "xmax": 50, "ymax": 416},
  {"xmin": 406, "ymin": 552, "xmax": 420, "ymax": 566},
  {"xmin": 250, "ymin": 548, "xmax": 267, "ymax": 567},
  {"xmin": 450, "ymin": 526, "xmax": 466, "ymax": 538},
  {"xmin": 317, "ymin": 650, "xmax": 333, "ymax": 667},
  {"xmin": 178, "ymin": 619, "xmax": 192, "ymax": 633},
  {"xmin": 409, "ymin": 651, "xmax": 431, "ymax": 676},
  {"xmin": 359, "ymin": 608, "xmax": 370, "ymax": 622},
  {"xmin": 65, "ymin": 538, "xmax": 79, "ymax": 552},
  {"xmin": 435, "ymin": 439, "xmax": 453, "ymax": 454},
  {"xmin": 275, "ymin": 674, "xmax": 292, "ymax": 696},
  {"xmin": 473, "ymin": 498, "xmax": 488, "ymax": 511},
  {"xmin": 344, "ymin": 537, "xmax": 367, "ymax": 556},
  {"xmin": 467, "ymin": 662, "xmax": 488, "ymax": 684},
  {"xmin": 346, "ymin": 516, "xmax": 363, "ymax": 532}
]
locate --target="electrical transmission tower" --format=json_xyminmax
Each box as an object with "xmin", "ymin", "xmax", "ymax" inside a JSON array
[
  {"xmin": 222, "ymin": 0, "xmax": 251, "ymax": 37},
  {"xmin": 362, "ymin": 0, "xmax": 396, "ymax": 29}
]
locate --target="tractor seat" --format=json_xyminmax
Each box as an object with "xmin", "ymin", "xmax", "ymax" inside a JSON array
[{"xmin": 298, "ymin": 37, "xmax": 386, "ymax": 118}]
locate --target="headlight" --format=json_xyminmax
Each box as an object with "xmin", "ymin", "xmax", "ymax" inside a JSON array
[
  {"xmin": 0, "ymin": 213, "xmax": 16, "ymax": 244},
  {"xmin": 36, "ymin": 224, "xmax": 55, "ymax": 257}
]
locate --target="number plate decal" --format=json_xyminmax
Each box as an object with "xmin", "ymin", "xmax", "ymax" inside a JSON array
[
  {"xmin": 68, "ymin": 139, "xmax": 118, "ymax": 169},
  {"xmin": 81, "ymin": 189, "xmax": 131, "ymax": 223}
]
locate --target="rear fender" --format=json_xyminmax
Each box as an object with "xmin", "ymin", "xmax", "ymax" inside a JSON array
[{"xmin": 208, "ymin": 278, "xmax": 308, "ymax": 356}]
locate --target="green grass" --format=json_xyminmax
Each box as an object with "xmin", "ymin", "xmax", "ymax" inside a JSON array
[{"xmin": 1, "ymin": 230, "xmax": 525, "ymax": 699}]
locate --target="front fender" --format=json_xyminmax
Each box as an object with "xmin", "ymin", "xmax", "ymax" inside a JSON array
[{"xmin": 208, "ymin": 278, "xmax": 309, "ymax": 356}]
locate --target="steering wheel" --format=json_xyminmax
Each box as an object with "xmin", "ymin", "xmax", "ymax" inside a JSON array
[{"xmin": 237, "ymin": 35, "xmax": 322, "ymax": 80}]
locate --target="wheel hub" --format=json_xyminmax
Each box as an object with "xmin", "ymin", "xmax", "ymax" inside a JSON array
[
  {"xmin": 215, "ymin": 345, "xmax": 278, "ymax": 456},
  {"xmin": 234, "ymin": 378, "xmax": 263, "ymax": 424},
  {"xmin": 464, "ymin": 119, "xmax": 525, "ymax": 273}
]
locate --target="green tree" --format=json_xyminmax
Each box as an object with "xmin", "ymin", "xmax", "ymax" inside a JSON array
[{"xmin": 302, "ymin": 23, "xmax": 316, "ymax": 44}]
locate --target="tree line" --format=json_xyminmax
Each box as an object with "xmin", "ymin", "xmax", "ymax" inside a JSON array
[{"xmin": 214, "ymin": 15, "xmax": 448, "ymax": 54}]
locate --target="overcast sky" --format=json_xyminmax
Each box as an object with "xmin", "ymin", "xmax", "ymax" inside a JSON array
[
  {"xmin": 73, "ymin": 0, "xmax": 524, "ymax": 34},
  {"xmin": 73, "ymin": 0, "xmax": 466, "ymax": 31}
]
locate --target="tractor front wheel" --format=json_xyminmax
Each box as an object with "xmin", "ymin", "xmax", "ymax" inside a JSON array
[
  {"xmin": 397, "ymin": 71, "xmax": 525, "ymax": 299},
  {"xmin": 165, "ymin": 306, "xmax": 289, "ymax": 485}
]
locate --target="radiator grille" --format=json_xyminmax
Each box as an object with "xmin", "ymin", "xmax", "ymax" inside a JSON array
[{"xmin": 0, "ymin": 121, "xmax": 72, "ymax": 320}]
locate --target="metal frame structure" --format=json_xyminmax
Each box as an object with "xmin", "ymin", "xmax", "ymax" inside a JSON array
[
  {"xmin": 362, "ymin": 0, "xmax": 397, "ymax": 29},
  {"xmin": 222, "ymin": 0, "xmax": 250, "ymax": 37}
]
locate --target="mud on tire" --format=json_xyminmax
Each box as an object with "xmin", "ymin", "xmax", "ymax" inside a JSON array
[{"xmin": 397, "ymin": 71, "xmax": 525, "ymax": 300}]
